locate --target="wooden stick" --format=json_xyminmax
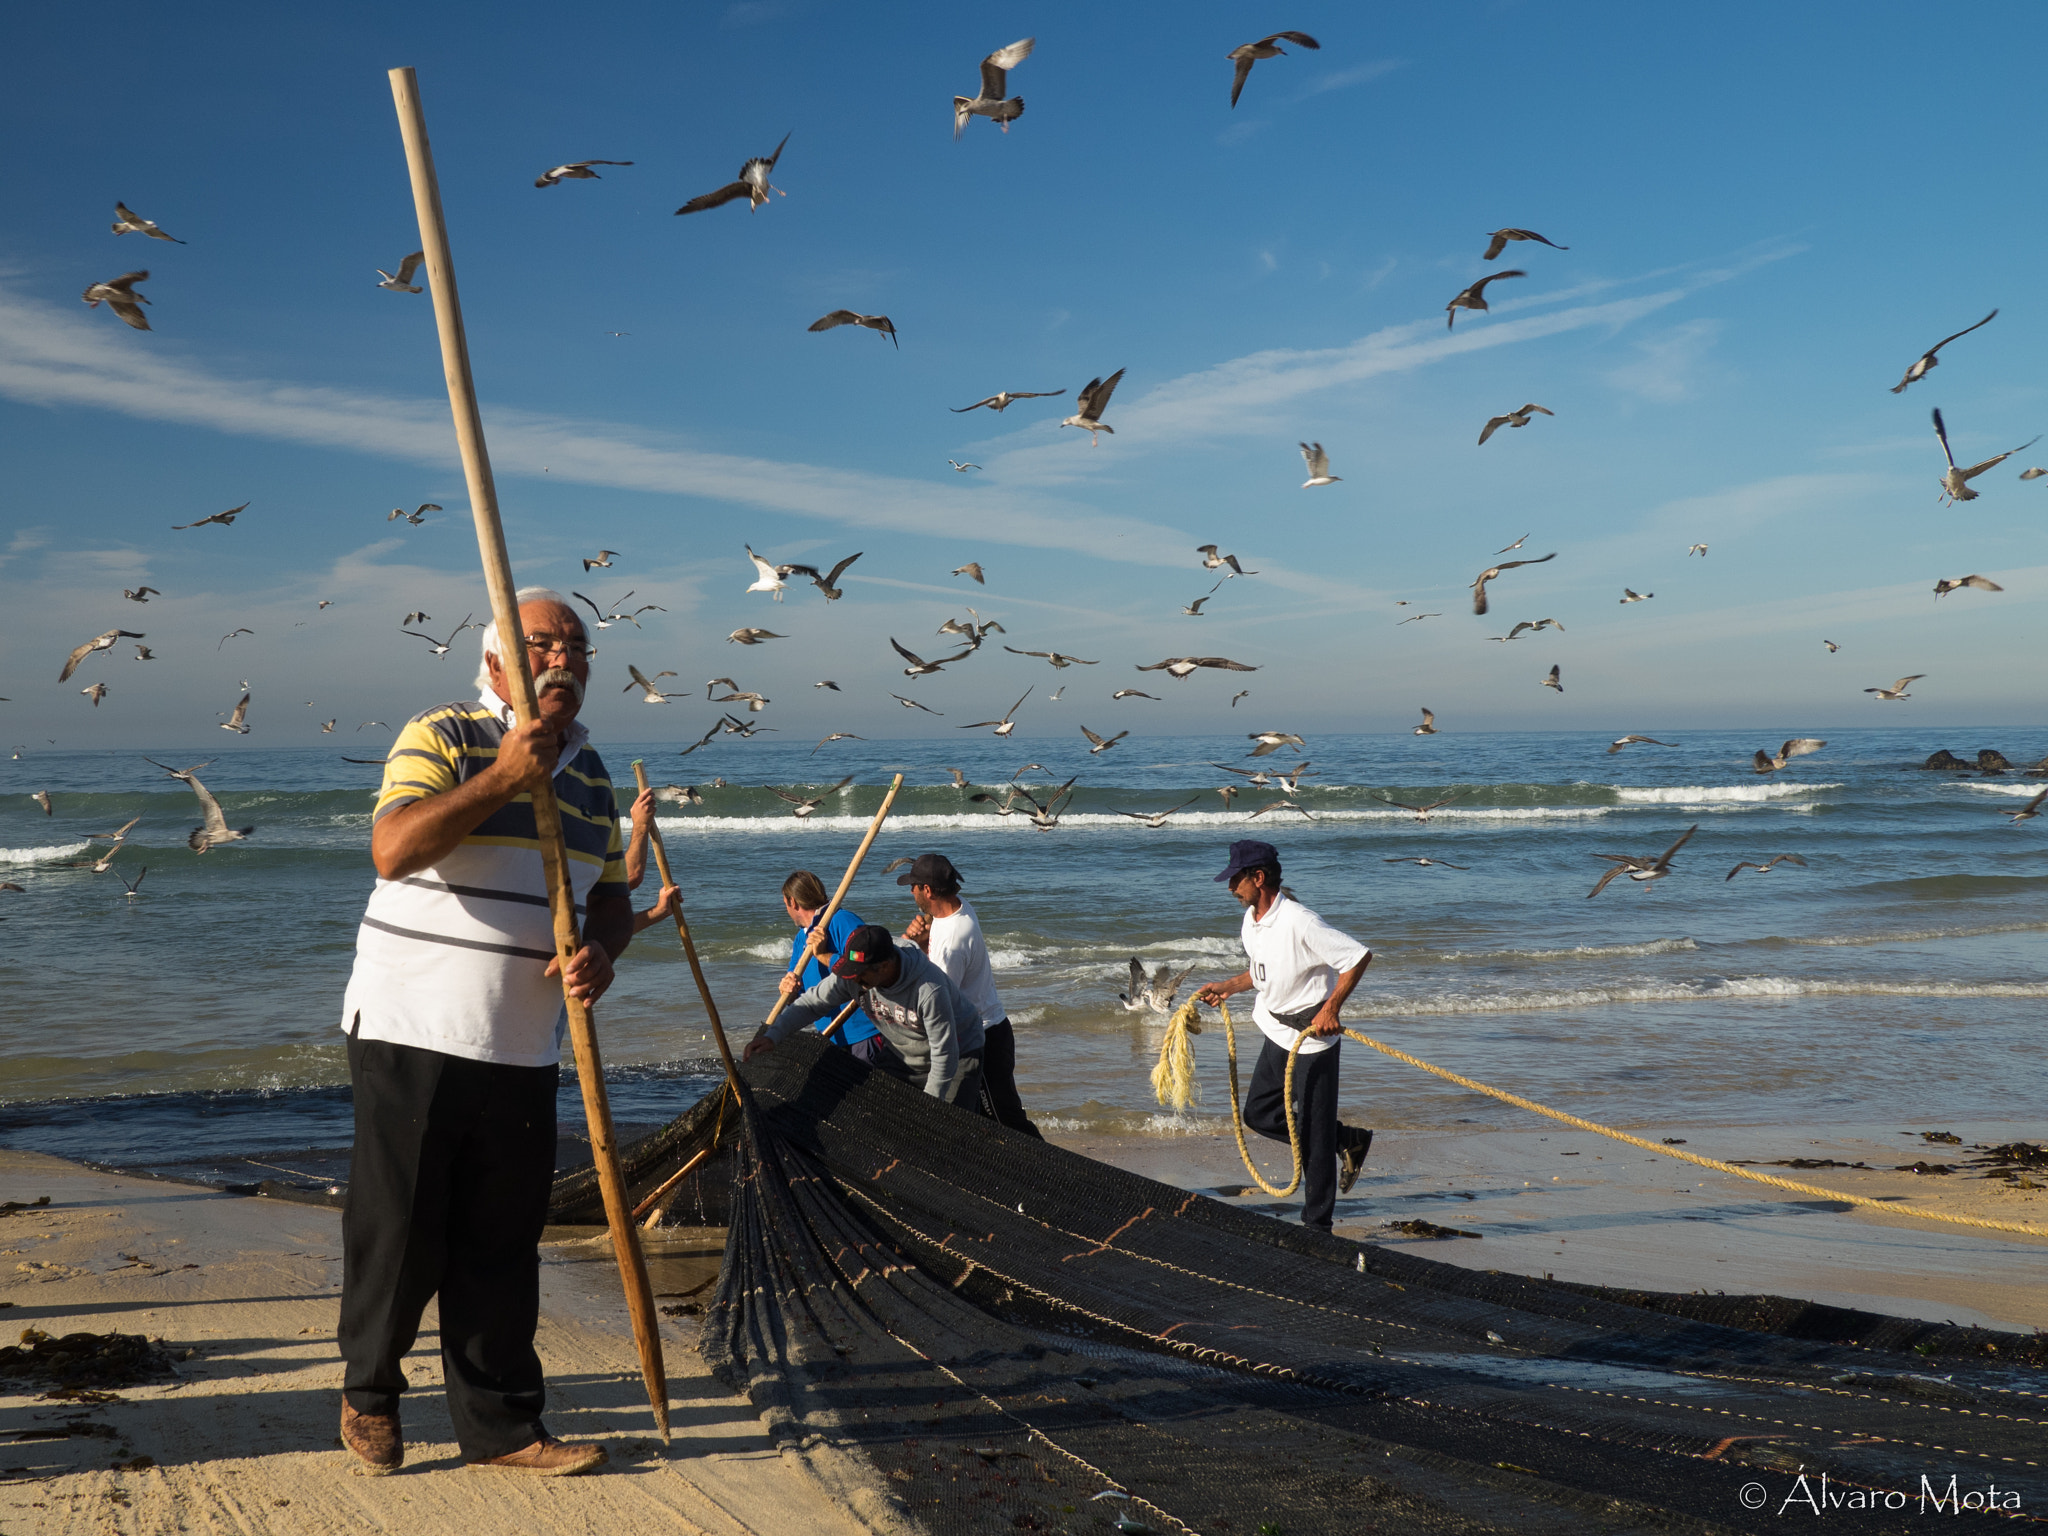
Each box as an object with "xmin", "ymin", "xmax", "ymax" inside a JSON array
[
  {"xmin": 634, "ymin": 1145, "xmax": 715, "ymax": 1227},
  {"xmin": 817, "ymin": 997, "xmax": 862, "ymax": 1040},
  {"xmin": 388, "ymin": 66, "xmax": 668, "ymax": 1444},
  {"xmin": 630, "ymin": 762, "xmax": 740, "ymax": 1087},
  {"xmin": 759, "ymin": 774, "xmax": 905, "ymax": 1035}
]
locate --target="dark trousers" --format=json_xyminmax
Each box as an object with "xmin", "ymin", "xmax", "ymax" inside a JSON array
[
  {"xmin": 866, "ymin": 1039, "xmax": 988, "ymax": 1114},
  {"xmin": 339, "ymin": 1034, "xmax": 558, "ymax": 1460},
  {"xmin": 978, "ymin": 1020, "xmax": 1040, "ymax": 1138},
  {"xmin": 1243, "ymin": 1034, "xmax": 1363, "ymax": 1231}
]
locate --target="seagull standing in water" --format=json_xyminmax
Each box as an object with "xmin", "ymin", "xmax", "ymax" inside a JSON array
[
  {"xmin": 1060, "ymin": 370, "xmax": 1125, "ymax": 444},
  {"xmin": 1445, "ymin": 270, "xmax": 1525, "ymax": 328},
  {"xmin": 674, "ymin": 132, "xmax": 790, "ymax": 215},
  {"xmin": 1891, "ymin": 310, "xmax": 1997, "ymax": 393},
  {"xmin": 954, "ymin": 37, "xmax": 1034, "ymax": 137},
  {"xmin": 1226, "ymin": 31, "xmax": 1320, "ymax": 107}
]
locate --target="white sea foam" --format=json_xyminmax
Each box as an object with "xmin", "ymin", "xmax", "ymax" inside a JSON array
[
  {"xmin": 1350, "ymin": 976, "xmax": 2048, "ymax": 1017},
  {"xmin": 1422, "ymin": 937, "xmax": 1700, "ymax": 963},
  {"xmin": 1956, "ymin": 781, "xmax": 2048, "ymax": 798},
  {"xmin": 654, "ymin": 807, "xmax": 1616, "ymax": 835},
  {"xmin": 0, "ymin": 842, "xmax": 91, "ymax": 865},
  {"xmin": 1610, "ymin": 783, "xmax": 1839, "ymax": 804},
  {"xmin": 1759, "ymin": 921, "xmax": 2048, "ymax": 948}
]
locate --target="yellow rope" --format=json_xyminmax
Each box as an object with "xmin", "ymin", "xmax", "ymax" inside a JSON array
[
  {"xmin": 1153, "ymin": 1001, "xmax": 2048, "ymax": 1241},
  {"xmin": 1159, "ymin": 1001, "xmax": 1302, "ymax": 1197}
]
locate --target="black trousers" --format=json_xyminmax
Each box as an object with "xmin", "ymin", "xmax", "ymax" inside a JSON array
[
  {"xmin": 978, "ymin": 1020, "xmax": 1041, "ymax": 1138},
  {"xmin": 866, "ymin": 1039, "xmax": 988, "ymax": 1114},
  {"xmin": 339, "ymin": 1034, "xmax": 558, "ymax": 1460},
  {"xmin": 1242, "ymin": 1033, "xmax": 1365, "ymax": 1231}
]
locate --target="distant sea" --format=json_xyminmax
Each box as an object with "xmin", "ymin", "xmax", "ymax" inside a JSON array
[{"xmin": 2, "ymin": 727, "xmax": 2043, "ymax": 1189}]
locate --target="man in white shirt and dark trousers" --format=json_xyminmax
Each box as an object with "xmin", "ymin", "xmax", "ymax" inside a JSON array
[
  {"xmin": 898, "ymin": 853, "xmax": 1040, "ymax": 1138},
  {"xmin": 1195, "ymin": 839, "xmax": 1373, "ymax": 1232}
]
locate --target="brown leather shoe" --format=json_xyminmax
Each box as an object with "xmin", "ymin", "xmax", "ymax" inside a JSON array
[
  {"xmin": 340, "ymin": 1402, "xmax": 403, "ymax": 1475},
  {"xmin": 468, "ymin": 1435, "xmax": 608, "ymax": 1476}
]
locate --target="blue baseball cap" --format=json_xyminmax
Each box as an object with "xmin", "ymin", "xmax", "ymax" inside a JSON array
[{"xmin": 1214, "ymin": 839, "xmax": 1280, "ymax": 883}]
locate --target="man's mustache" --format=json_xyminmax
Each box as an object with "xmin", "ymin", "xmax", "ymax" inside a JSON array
[{"xmin": 535, "ymin": 667, "xmax": 585, "ymax": 705}]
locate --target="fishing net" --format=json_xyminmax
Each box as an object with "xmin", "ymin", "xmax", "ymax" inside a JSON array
[{"xmin": 556, "ymin": 1035, "xmax": 2046, "ymax": 1533}]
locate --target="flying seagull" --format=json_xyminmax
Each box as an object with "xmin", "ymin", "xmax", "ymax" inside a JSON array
[
  {"xmin": 809, "ymin": 310, "xmax": 898, "ymax": 347},
  {"xmin": 1482, "ymin": 229, "xmax": 1567, "ymax": 261},
  {"xmin": 401, "ymin": 615, "xmax": 475, "ymax": 657},
  {"xmin": 1608, "ymin": 735, "xmax": 1677, "ymax": 754},
  {"xmin": 120, "ymin": 866, "xmax": 147, "ymax": 898},
  {"xmin": 1864, "ymin": 675, "xmax": 1924, "ymax": 701},
  {"xmin": 959, "ymin": 686, "xmax": 1032, "ymax": 736},
  {"xmin": 123, "ymin": 587, "xmax": 160, "ymax": 602},
  {"xmin": 1080, "ymin": 725, "xmax": 1127, "ymax": 754},
  {"xmin": 172, "ymin": 502, "xmax": 249, "ymax": 530},
  {"xmin": 375, "ymin": 253, "xmax": 425, "ymax": 293},
  {"xmin": 1299, "ymin": 441, "xmax": 1341, "ymax": 487},
  {"xmin": 1891, "ymin": 310, "xmax": 1997, "ymax": 393},
  {"xmin": 893, "ymin": 637, "xmax": 972, "ymax": 677},
  {"xmin": 1385, "ymin": 857, "xmax": 1470, "ymax": 869},
  {"xmin": 1119, "ymin": 798, "xmax": 1199, "ymax": 829},
  {"xmin": 1112, "ymin": 689, "xmax": 1158, "ymax": 701},
  {"xmin": 82, "ymin": 683, "xmax": 108, "ymax": 706},
  {"xmin": 771, "ymin": 775, "xmax": 856, "ymax": 819},
  {"xmin": 1505, "ymin": 618, "xmax": 1565, "ymax": 639},
  {"xmin": 954, "ymin": 36, "xmax": 1033, "ymax": 137},
  {"xmin": 1370, "ymin": 791, "xmax": 1465, "ymax": 822},
  {"xmin": 582, "ymin": 550, "xmax": 619, "ymax": 572},
  {"xmin": 891, "ymin": 694, "xmax": 943, "ymax": 714},
  {"xmin": 388, "ymin": 503, "xmax": 441, "ymax": 523},
  {"xmin": 1998, "ymin": 787, "xmax": 2047, "ymax": 824},
  {"xmin": 217, "ymin": 628, "xmax": 254, "ymax": 650},
  {"xmin": 677, "ymin": 721, "xmax": 722, "ymax": 757},
  {"xmin": 1060, "ymin": 370, "xmax": 1125, "ymax": 444},
  {"xmin": 219, "ymin": 693, "xmax": 251, "ymax": 734},
  {"xmin": 1227, "ymin": 30, "xmax": 1319, "ymax": 107},
  {"xmin": 654, "ymin": 784, "xmax": 705, "ymax": 808},
  {"xmin": 728, "ymin": 628, "xmax": 786, "ymax": 645},
  {"xmin": 1251, "ymin": 798, "xmax": 1312, "ymax": 822},
  {"xmin": 111, "ymin": 202, "xmax": 184, "ymax": 242},
  {"xmin": 1470, "ymin": 552, "xmax": 1556, "ymax": 614},
  {"xmin": 145, "ymin": 757, "xmax": 254, "ymax": 853},
  {"xmin": 1727, "ymin": 853, "xmax": 1809, "ymax": 881},
  {"xmin": 1137, "ymin": 656, "xmax": 1258, "ymax": 679},
  {"xmin": 811, "ymin": 734, "xmax": 864, "ymax": 754},
  {"xmin": 1587, "ymin": 824, "xmax": 1697, "ymax": 897},
  {"xmin": 948, "ymin": 460, "xmax": 979, "ymax": 472},
  {"xmin": 401, "ymin": 612, "xmax": 430, "ymax": 627},
  {"xmin": 1619, "ymin": 588, "xmax": 1654, "ymax": 603},
  {"xmin": 1446, "ymin": 270, "xmax": 1525, "ymax": 328},
  {"xmin": 60, "ymin": 630, "xmax": 145, "ymax": 681},
  {"xmin": 778, "ymin": 551, "xmax": 862, "ymax": 601},
  {"xmin": 1196, "ymin": 545, "xmax": 1258, "ymax": 577},
  {"xmin": 1933, "ymin": 574, "xmax": 2002, "ymax": 598},
  {"xmin": 1118, "ymin": 958, "xmax": 1197, "ymax": 1014},
  {"xmin": 1497, "ymin": 533, "xmax": 1530, "ymax": 553},
  {"xmin": 814, "ymin": 680, "xmax": 840, "ymax": 691},
  {"xmin": 31, "ymin": 790, "xmax": 51, "ymax": 815},
  {"xmin": 675, "ymin": 132, "xmax": 790, "ymax": 215},
  {"xmin": 952, "ymin": 389, "xmax": 1063, "ymax": 414},
  {"xmin": 2023, "ymin": 467, "xmax": 2047, "ymax": 481},
  {"xmin": 1542, "ymin": 665, "xmax": 1563, "ymax": 692},
  {"xmin": 82, "ymin": 271, "xmax": 151, "ymax": 329},
  {"xmin": 1477, "ymin": 403, "xmax": 1553, "ymax": 446},
  {"xmin": 954, "ymin": 562, "xmax": 986, "ymax": 584},
  {"xmin": 1413, "ymin": 708, "xmax": 1437, "ymax": 736},
  {"xmin": 625, "ymin": 665, "xmax": 681, "ymax": 703},
  {"xmin": 743, "ymin": 546, "xmax": 793, "ymax": 602},
  {"xmin": 1396, "ymin": 613, "xmax": 1442, "ymax": 625},
  {"xmin": 1246, "ymin": 730, "xmax": 1305, "ymax": 758},
  {"xmin": 1688, "ymin": 543, "xmax": 1709, "ymax": 557},
  {"xmin": 535, "ymin": 159, "xmax": 633, "ymax": 187},
  {"xmin": 1004, "ymin": 646, "xmax": 1098, "ymax": 669},
  {"xmin": 1823, "ymin": 640, "xmax": 1839, "ymax": 653},
  {"xmin": 1932, "ymin": 408, "xmax": 2038, "ymax": 503}
]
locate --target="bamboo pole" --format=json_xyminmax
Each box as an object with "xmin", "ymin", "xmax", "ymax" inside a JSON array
[
  {"xmin": 387, "ymin": 66, "xmax": 667, "ymax": 1443},
  {"xmin": 759, "ymin": 774, "xmax": 905, "ymax": 1036},
  {"xmin": 629, "ymin": 762, "xmax": 740, "ymax": 1086}
]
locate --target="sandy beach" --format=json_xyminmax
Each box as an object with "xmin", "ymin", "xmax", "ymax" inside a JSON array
[{"xmin": 4, "ymin": 1107, "xmax": 2043, "ymax": 1534}]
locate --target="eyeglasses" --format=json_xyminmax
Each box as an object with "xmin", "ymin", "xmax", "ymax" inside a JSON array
[{"xmin": 522, "ymin": 634, "xmax": 596, "ymax": 659}]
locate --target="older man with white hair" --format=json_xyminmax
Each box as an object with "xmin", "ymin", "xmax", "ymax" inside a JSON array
[{"xmin": 335, "ymin": 587, "xmax": 631, "ymax": 1477}]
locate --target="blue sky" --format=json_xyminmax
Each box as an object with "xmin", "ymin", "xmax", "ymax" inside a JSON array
[{"xmin": 4, "ymin": 0, "xmax": 2045, "ymax": 752}]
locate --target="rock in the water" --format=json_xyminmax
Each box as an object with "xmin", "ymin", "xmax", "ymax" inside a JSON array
[
  {"xmin": 1922, "ymin": 750, "xmax": 1969, "ymax": 770},
  {"xmin": 1977, "ymin": 749, "xmax": 2013, "ymax": 772}
]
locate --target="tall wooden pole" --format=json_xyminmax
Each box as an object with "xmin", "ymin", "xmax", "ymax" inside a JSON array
[
  {"xmin": 387, "ymin": 66, "xmax": 667, "ymax": 1443},
  {"xmin": 630, "ymin": 761, "xmax": 740, "ymax": 1087}
]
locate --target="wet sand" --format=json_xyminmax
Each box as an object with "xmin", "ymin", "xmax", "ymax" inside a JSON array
[{"xmin": 4, "ymin": 1116, "xmax": 2044, "ymax": 1533}]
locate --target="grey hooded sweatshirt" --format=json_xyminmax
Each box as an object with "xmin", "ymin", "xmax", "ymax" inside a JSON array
[{"xmin": 767, "ymin": 945, "xmax": 985, "ymax": 1100}]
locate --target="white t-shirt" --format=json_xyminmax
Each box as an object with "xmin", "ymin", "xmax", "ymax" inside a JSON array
[
  {"xmin": 1239, "ymin": 894, "xmax": 1370, "ymax": 1055},
  {"xmin": 924, "ymin": 899, "xmax": 1005, "ymax": 1024}
]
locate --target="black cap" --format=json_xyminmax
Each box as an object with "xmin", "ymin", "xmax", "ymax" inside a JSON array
[
  {"xmin": 831, "ymin": 924, "xmax": 897, "ymax": 976},
  {"xmin": 1214, "ymin": 838, "xmax": 1280, "ymax": 884},
  {"xmin": 895, "ymin": 852, "xmax": 962, "ymax": 888}
]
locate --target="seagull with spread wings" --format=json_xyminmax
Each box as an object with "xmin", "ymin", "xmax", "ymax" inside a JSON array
[
  {"xmin": 960, "ymin": 686, "xmax": 1032, "ymax": 736},
  {"xmin": 1542, "ymin": 665, "xmax": 1563, "ymax": 692},
  {"xmin": 1446, "ymin": 270, "xmax": 1524, "ymax": 328},
  {"xmin": 1385, "ymin": 857, "xmax": 1470, "ymax": 870},
  {"xmin": 535, "ymin": 159, "xmax": 633, "ymax": 187},
  {"xmin": 675, "ymin": 132, "xmax": 790, "ymax": 215},
  {"xmin": 954, "ymin": 36, "xmax": 1034, "ymax": 136},
  {"xmin": 811, "ymin": 734, "xmax": 864, "ymax": 755},
  {"xmin": 1246, "ymin": 731, "xmax": 1306, "ymax": 758},
  {"xmin": 1118, "ymin": 958, "xmax": 1198, "ymax": 1014},
  {"xmin": 951, "ymin": 389, "xmax": 1064, "ymax": 414},
  {"xmin": 1505, "ymin": 618, "xmax": 1565, "ymax": 639},
  {"xmin": 1891, "ymin": 310, "xmax": 1997, "ymax": 393},
  {"xmin": 1298, "ymin": 441, "xmax": 1341, "ymax": 487},
  {"xmin": 60, "ymin": 630, "xmax": 145, "ymax": 682},
  {"xmin": 1137, "ymin": 656, "xmax": 1258, "ymax": 680},
  {"xmin": 172, "ymin": 502, "xmax": 248, "ymax": 530},
  {"xmin": 1196, "ymin": 545, "xmax": 1258, "ymax": 577},
  {"xmin": 1998, "ymin": 787, "xmax": 2047, "ymax": 824},
  {"xmin": 219, "ymin": 693, "xmax": 251, "ymax": 734},
  {"xmin": 1608, "ymin": 735, "xmax": 1677, "ymax": 754},
  {"xmin": 1119, "ymin": 798, "xmax": 1200, "ymax": 829},
  {"xmin": 123, "ymin": 586, "xmax": 160, "ymax": 602},
  {"xmin": 388, "ymin": 503, "xmax": 441, "ymax": 523},
  {"xmin": 770, "ymin": 777, "xmax": 856, "ymax": 821},
  {"xmin": 1864, "ymin": 675, "xmax": 1924, "ymax": 701},
  {"xmin": 728, "ymin": 628, "xmax": 786, "ymax": 645},
  {"xmin": 401, "ymin": 615, "xmax": 476, "ymax": 658},
  {"xmin": 1727, "ymin": 854, "xmax": 1808, "ymax": 881},
  {"xmin": 892, "ymin": 694, "xmax": 943, "ymax": 715},
  {"xmin": 1482, "ymin": 228, "xmax": 1567, "ymax": 261},
  {"xmin": 893, "ymin": 637, "xmax": 972, "ymax": 677},
  {"xmin": 1060, "ymin": 369, "xmax": 1125, "ymax": 444},
  {"xmin": 1587, "ymin": 824, "xmax": 1697, "ymax": 898},
  {"xmin": 111, "ymin": 202, "xmax": 184, "ymax": 242},
  {"xmin": 82, "ymin": 271, "xmax": 152, "ymax": 329},
  {"xmin": 1933, "ymin": 574, "xmax": 2002, "ymax": 598},
  {"xmin": 809, "ymin": 310, "xmax": 897, "ymax": 347},
  {"xmin": 1080, "ymin": 725, "xmax": 1127, "ymax": 755},
  {"xmin": 1478, "ymin": 403, "xmax": 1553, "ymax": 445},
  {"xmin": 1932, "ymin": 408, "xmax": 2038, "ymax": 503},
  {"xmin": 1470, "ymin": 552, "xmax": 1556, "ymax": 614},
  {"xmin": 625, "ymin": 665, "xmax": 681, "ymax": 703},
  {"xmin": 376, "ymin": 253, "xmax": 425, "ymax": 293},
  {"xmin": 771, "ymin": 551, "xmax": 861, "ymax": 601},
  {"xmin": 1004, "ymin": 645, "xmax": 1097, "ymax": 669},
  {"xmin": 146, "ymin": 756, "xmax": 255, "ymax": 853},
  {"xmin": 582, "ymin": 550, "xmax": 619, "ymax": 572},
  {"xmin": 1370, "ymin": 790, "xmax": 1464, "ymax": 822},
  {"xmin": 1226, "ymin": 30, "xmax": 1319, "ymax": 107}
]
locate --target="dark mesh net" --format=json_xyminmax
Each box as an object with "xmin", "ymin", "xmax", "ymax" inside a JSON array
[{"xmin": 555, "ymin": 1036, "xmax": 2045, "ymax": 1533}]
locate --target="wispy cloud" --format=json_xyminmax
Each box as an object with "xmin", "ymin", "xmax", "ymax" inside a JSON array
[
  {"xmin": 1605, "ymin": 318, "xmax": 1723, "ymax": 402},
  {"xmin": 0, "ymin": 527, "xmax": 51, "ymax": 570},
  {"xmin": 1294, "ymin": 59, "xmax": 1405, "ymax": 100}
]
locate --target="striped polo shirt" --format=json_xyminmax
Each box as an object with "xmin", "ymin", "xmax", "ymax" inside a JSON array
[{"xmin": 340, "ymin": 685, "xmax": 628, "ymax": 1067}]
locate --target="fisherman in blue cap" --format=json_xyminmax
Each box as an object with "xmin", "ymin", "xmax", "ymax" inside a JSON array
[{"xmin": 1194, "ymin": 839, "xmax": 1374, "ymax": 1231}]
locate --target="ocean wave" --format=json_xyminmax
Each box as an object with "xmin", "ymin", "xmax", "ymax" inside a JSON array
[
  {"xmin": 1416, "ymin": 937, "xmax": 1701, "ymax": 963},
  {"xmin": 1351, "ymin": 976, "xmax": 2048, "ymax": 1017},
  {"xmin": 1610, "ymin": 783, "xmax": 1839, "ymax": 804},
  {"xmin": 1850, "ymin": 873, "xmax": 2048, "ymax": 899},
  {"xmin": 1955, "ymin": 781, "xmax": 2048, "ymax": 798},
  {"xmin": 653, "ymin": 807, "xmax": 1620, "ymax": 835},
  {"xmin": 1751, "ymin": 920, "xmax": 2048, "ymax": 948},
  {"xmin": 0, "ymin": 842, "xmax": 92, "ymax": 865}
]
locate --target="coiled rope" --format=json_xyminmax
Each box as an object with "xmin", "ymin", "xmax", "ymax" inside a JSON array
[{"xmin": 1153, "ymin": 999, "xmax": 2048, "ymax": 1240}]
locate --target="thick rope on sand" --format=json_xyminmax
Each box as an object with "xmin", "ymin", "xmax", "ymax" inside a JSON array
[{"xmin": 1153, "ymin": 1001, "xmax": 2048, "ymax": 1240}]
